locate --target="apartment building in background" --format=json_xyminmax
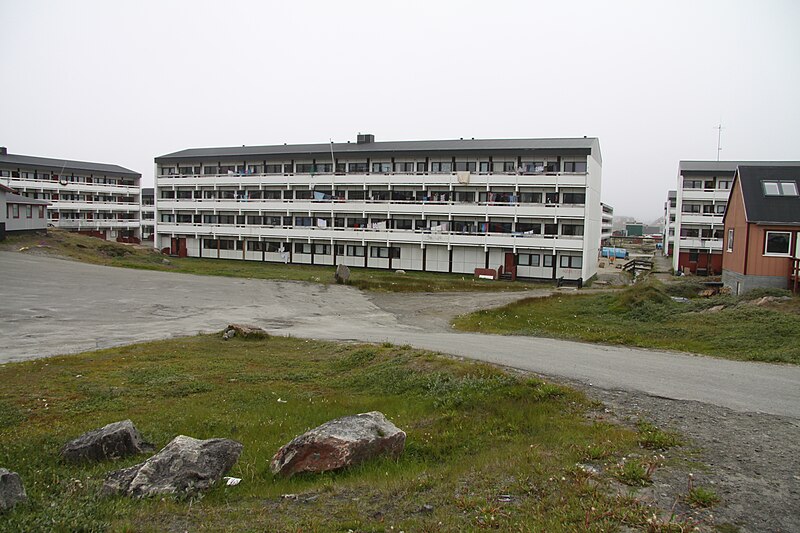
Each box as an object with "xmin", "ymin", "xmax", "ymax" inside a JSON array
[
  {"xmin": 663, "ymin": 190, "xmax": 676, "ymax": 256},
  {"xmin": 154, "ymin": 134, "xmax": 603, "ymax": 282},
  {"xmin": 673, "ymin": 161, "xmax": 800, "ymax": 275},
  {"xmin": 601, "ymin": 203, "xmax": 613, "ymax": 243},
  {"xmin": 0, "ymin": 147, "xmax": 141, "ymax": 242},
  {"xmin": 141, "ymin": 187, "xmax": 155, "ymax": 243}
]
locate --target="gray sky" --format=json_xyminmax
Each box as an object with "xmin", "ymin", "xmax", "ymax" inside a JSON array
[{"xmin": 2, "ymin": 0, "xmax": 798, "ymax": 222}]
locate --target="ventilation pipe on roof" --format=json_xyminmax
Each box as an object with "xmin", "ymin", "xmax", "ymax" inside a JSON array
[{"xmin": 357, "ymin": 134, "xmax": 374, "ymax": 144}]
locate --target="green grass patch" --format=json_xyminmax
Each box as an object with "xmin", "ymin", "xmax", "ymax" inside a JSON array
[
  {"xmin": 453, "ymin": 279, "xmax": 800, "ymax": 363},
  {"xmin": 0, "ymin": 335, "xmax": 677, "ymax": 531},
  {"xmin": 1, "ymin": 229, "xmax": 537, "ymax": 293},
  {"xmin": 686, "ymin": 485, "xmax": 719, "ymax": 508}
]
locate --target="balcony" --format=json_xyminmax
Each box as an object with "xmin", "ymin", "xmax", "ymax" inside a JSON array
[
  {"xmin": 154, "ymin": 198, "xmax": 586, "ymax": 219},
  {"xmin": 680, "ymin": 213, "xmax": 723, "ymax": 225},
  {"xmin": 680, "ymin": 189, "xmax": 731, "ymax": 202},
  {"xmin": 157, "ymin": 171, "xmax": 589, "ymax": 189},
  {"xmin": 157, "ymin": 223, "xmax": 585, "ymax": 251},
  {"xmin": 56, "ymin": 219, "xmax": 140, "ymax": 229},
  {"xmin": 678, "ymin": 238, "xmax": 723, "ymax": 251},
  {"xmin": 50, "ymin": 200, "xmax": 140, "ymax": 212},
  {"xmin": 3, "ymin": 176, "xmax": 139, "ymax": 195}
]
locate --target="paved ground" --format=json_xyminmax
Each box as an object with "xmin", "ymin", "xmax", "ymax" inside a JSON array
[
  {"xmin": 2, "ymin": 251, "xmax": 798, "ymax": 419},
  {"xmin": 2, "ymin": 251, "xmax": 799, "ymax": 531}
]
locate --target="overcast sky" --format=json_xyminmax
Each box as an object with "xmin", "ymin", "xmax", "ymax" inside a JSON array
[{"xmin": 1, "ymin": 0, "xmax": 798, "ymax": 222}]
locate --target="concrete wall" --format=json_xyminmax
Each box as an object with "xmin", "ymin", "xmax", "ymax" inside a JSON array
[{"xmin": 722, "ymin": 269, "xmax": 789, "ymax": 295}]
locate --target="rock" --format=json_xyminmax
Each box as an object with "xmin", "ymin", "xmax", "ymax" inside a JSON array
[
  {"xmin": 162, "ymin": 258, "xmax": 171, "ymax": 264},
  {"xmin": 270, "ymin": 411, "xmax": 406, "ymax": 477},
  {"xmin": 334, "ymin": 263, "xmax": 351, "ymax": 284},
  {"xmin": 103, "ymin": 435, "xmax": 243, "ymax": 497},
  {"xmin": 395, "ymin": 269, "xmax": 406, "ymax": 275},
  {"xmin": 224, "ymin": 324, "xmax": 268, "ymax": 340},
  {"xmin": 705, "ymin": 305, "xmax": 726, "ymax": 313},
  {"xmin": 61, "ymin": 420, "xmax": 153, "ymax": 463},
  {"xmin": 0, "ymin": 468, "xmax": 27, "ymax": 511},
  {"xmin": 748, "ymin": 295, "xmax": 791, "ymax": 307}
]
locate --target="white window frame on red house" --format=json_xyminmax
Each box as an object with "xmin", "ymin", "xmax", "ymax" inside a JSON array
[
  {"xmin": 727, "ymin": 228, "xmax": 734, "ymax": 252},
  {"xmin": 764, "ymin": 231, "xmax": 792, "ymax": 256}
]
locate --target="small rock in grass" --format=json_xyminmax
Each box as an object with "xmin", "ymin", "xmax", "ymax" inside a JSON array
[
  {"xmin": 0, "ymin": 468, "xmax": 27, "ymax": 511},
  {"xmin": 61, "ymin": 420, "xmax": 153, "ymax": 463}
]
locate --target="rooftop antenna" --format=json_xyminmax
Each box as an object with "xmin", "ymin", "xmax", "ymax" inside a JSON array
[{"xmin": 715, "ymin": 122, "xmax": 724, "ymax": 161}]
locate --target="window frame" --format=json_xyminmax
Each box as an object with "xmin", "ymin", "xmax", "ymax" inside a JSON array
[
  {"xmin": 726, "ymin": 228, "xmax": 734, "ymax": 252},
  {"xmin": 764, "ymin": 231, "xmax": 792, "ymax": 256}
]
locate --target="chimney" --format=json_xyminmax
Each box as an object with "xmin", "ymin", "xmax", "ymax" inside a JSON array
[
  {"xmin": 0, "ymin": 147, "xmax": 7, "ymax": 155},
  {"xmin": 357, "ymin": 133, "xmax": 375, "ymax": 144}
]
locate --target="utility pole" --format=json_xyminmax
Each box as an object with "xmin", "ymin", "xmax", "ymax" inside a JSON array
[{"xmin": 716, "ymin": 123, "xmax": 724, "ymax": 161}]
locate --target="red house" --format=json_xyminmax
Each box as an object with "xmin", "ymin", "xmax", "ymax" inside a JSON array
[{"xmin": 722, "ymin": 166, "xmax": 800, "ymax": 294}]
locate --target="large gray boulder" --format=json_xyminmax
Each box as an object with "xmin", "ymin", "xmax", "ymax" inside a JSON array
[
  {"xmin": 102, "ymin": 435, "xmax": 243, "ymax": 497},
  {"xmin": 61, "ymin": 420, "xmax": 153, "ymax": 462},
  {"xmin": 0, "ymin": 468, "xmax": 27, "ymax": 511},
  {"xmin": 334, "ymin": 263, "xmax": 351, "ymax": 284},
  {"xmin": 270, "ymin": 411, "xmax": 405, "ymax": 477}
]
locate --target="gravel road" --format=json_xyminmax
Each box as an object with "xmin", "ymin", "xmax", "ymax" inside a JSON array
[{"xmin": 1, "ymin": 251, "xmax": 798, "ymax": 531}]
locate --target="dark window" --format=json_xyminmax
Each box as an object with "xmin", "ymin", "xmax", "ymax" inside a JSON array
[
  {"xmin": 562, "ymin": 192, "xmax": 586, "ymax": 204},
  {"xmin": 689, "ymin": 250, "xmax": 699, "ymax": 262},
  {"xmin": 454, "ymin": 162, "xmax": 476, "ymax": 172},
  {"xmin": 264, "ymin": 164, "xmax": 282, "ymax": 174},
  {"xmin": 295, "ymin": 217, "xmax": 312, "ymax": 226},
  {"xmin": 545, "ymin": 192, "xmax": 559, "ymax": 204},
  {"xmin": 349, "ymin": 162, "xmax": 368, "ymax": 173},
  {"xmin": 313, "ymin": 244, "xmax": 331, "ymax": 255},
  {"xmin": 346, "ymin": 245, "xmax": 365, "ymax": 257},
  {"xmin": 561, "ymin": 224, "xmax": 584, "ymax": 236},
  {"xmin": 543, "ymin": 255, "xmax": 554, "ymax": 267},
  {"xmin": 372, "ymin": 162, "xmax": 392, "ymax": 173},
  {"xmin": 416, "ymin": 161, "xmax": 427, "ymax": 172},
  {"xmin": 335, "ymin": 244, "xmax": 345, "ymax": 255},
  {"xmin": 295, "ymin": 243, "xmax": 312, "ymax": 254},
  {"xmin": 765, "ymin": 232, "xmax": 791, "ymax": 255},
  {"xmin": 394, "ymin": 162, "xmax": 415, "ymax": 173},
  {"xmin": 563, "ymin": 161, "xmax": 587, "ymax": 173},
  {"xmin": 544, "ymin": 223, "xmax": 558, "ymax": 235},
  {"xmin": 519, "ymin": 192, "xmax": 542, "ymax": 203},
  {"xmin": 394, "ymin": 219, "xmax": 413, "ymax": 230}
]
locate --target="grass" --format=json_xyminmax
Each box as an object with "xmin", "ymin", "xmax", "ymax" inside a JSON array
[
  {"xmin": 686, "ymin": 486, "xmax": 719, "ymax": 508},
  {"xmin": 0, "ymin": 334, "xmax": 684, "ymax": 531},
  {"xmin": 453, "ymin": 278, "xmax": 800, "ymax": 363},
  {"xmin": 0, "ymin": 229, "xmax": 536, "ymax": 293}
]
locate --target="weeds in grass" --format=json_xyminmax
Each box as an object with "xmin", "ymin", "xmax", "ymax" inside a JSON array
[
  {"xmin": 637, "ymin": 420, "xmax": 682, "ymax": 450},
  {"xmin": 614, "ymin": 456, "xmax": 661, "ymax": 486}
]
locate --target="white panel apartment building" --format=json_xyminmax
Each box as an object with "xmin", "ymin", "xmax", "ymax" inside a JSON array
[
  {"xmin": 0, "ymin": 147, "xmax": 141, "ymax": 241},
  {"xmin": 662, "ymin": 190, "xmax": 676, "ymax": 256},
  {"xmin": 155, "ymin": 135, "xmax": 603, "ymax": 282},
  {"xmin": 141, "ymin": 187, "xmax": 155, "ymax": 243}
]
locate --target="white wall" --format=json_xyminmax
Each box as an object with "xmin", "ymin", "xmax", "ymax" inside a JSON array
[{"xmin": 582, "ymin": 152, "xmax": 602, "ymax": 281}]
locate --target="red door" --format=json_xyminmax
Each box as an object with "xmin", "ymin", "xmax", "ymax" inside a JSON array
[{"xmin": 504, "ymin": 252, "xmax": 515, "ymax": 271}]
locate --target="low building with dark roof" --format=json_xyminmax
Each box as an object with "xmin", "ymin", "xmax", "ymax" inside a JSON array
[
  {"xmin": 155, "ymin": 133, "xmax": 603, "ymax": 282},
  {"xmin": 1, "ymin": 183, "xmax": 49, "ymax": 238},
  {"xmin": 722, "ymin": 165, "xmax": 800, "ymax": 294},
  {"xmin": 0, "ymin": 147, "xmax": 141, "ymax": 242}
]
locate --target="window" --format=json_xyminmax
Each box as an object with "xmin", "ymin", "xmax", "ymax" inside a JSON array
[
  {"xmin": 11, "ymin": 204, "xmax": 19, "ymax": 218},
  {"xmin": 764, "ymin": 231, "xmax": 791, "ymax": 255},
  {"xmin": 394, "ymin": 162, "xmax": 414, "ymax": 173},
  {"xmin": 335, "ymin": 244, "xmax": 345, "ymax": 255},
  {"xmin": 38, "ymin": 206, "xmax": 45, "ymax": 218},
  {"xmin": 247, "ymin": 241, "xmax": 264, "ymax": 252},
  {"xmin": 295, "ymin": 217, "xmax": 312, "ymax": 226},
  {"xmin": 560, "ymin": 256, "xmax": 583, "ymax": 268},
  {"xmin": 26, "ymin": 205, "xmax": 32, "ymax": 218},
  {"xmin": 562, "ymin": 192, "xmax": 586, "ymax": 204},
  {"xmin": 416, "ymin": 161, "xmax": 427, "ymax": 172},
  {"xmin": 313, "ymin": 244, "xmax": 331, "ymax": 255},
  {"xmin": 295, "ymin": 243, "xmax": 312, "ymax": 254},
  {"xmin": 688, "ymin": 250, "xmax": 699, "ymax": 262},
  {"xmin": 683, "ymin": 179, "xmax": 703, "ymax": 189},
  {"xmin": 394, "ymin": 219, "xmax": 413, "ymax": 230},
  {"xmin": 203, "ymin": 166, "xmax": 218, "ymax": 175},
  {"xmin": 682, "ymin": 204, "xmax": 701, "ymax": 213},
  {"xmin": 727, "ymin": 229, "xmax": 734, "ymax": 252},
  {"xmin": 479, "ymin": 162, "xmax": 491, "ymax": 173},
  {"xmin": 561, "ymin": 224, "xmax": 584, "ymax": 236},
  {"xmin": 762, "ymin": 180, "xmax": 798, "ymax": 196},
  {"xmin": 370, "ymin": 247, "xmax": 400, "ymax": 258},
  {"xmin": 543, "ymin": 223, "xmax": 558, "ymax": 235},
  {"xmin": 718, "ymin": 180, "xmax": 731, "ymax": 190},
  {"xmin": 219, "ymin": 240, "xmax": 235, "ymax": 250},
  {"xmin": 430, "ymin": 162, "xmax": 453, "ymax": 173},
  {"xmin": 545, "ymin": 192, "xmax": 559, "ymax": 204},
  {"xmin": 563, "ymin": 161, "xmax": 587, "ymax": 173},
  {"xmin": 346, "ymin": 245, "xmax": 365, "ymax": 257},
  {"xmin": 371, "ymin": 162, "xmax": 392, "ymax": 173},
  {"xmin": 519, "ymin": 192, "xmax": 542, "ymax": 203},
  {"xmin": 348, "ymin": 162, "xmax": 368, "ymax": 173},
  {"xmin": 543, "ymin": 255, "xmax": 554, "ymax": 267},
  {"xmin": 264, "ymin": 164, "xmax": 282, "ymax": 174},
  {"xmin": 680, "ymin": 228, "xmax": 700, "ymax": 238},
  {"xmin": 454, "ymin": 162, "xmax": 476, "ymax": 172},
  {"xmin": 715, "ymin": 204, "xmax": 726, "ymax": 214},
  {"xmin": 518, "ymin": 253, "xmax": 541, "ymax": 267}
]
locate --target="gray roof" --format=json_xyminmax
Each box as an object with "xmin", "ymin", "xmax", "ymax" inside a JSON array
[
  {"xmin": 679, "ymin": 160, "xmax": 800, "ymax": 174},
  {"xmin": 0, "ymin": 152, "xmax": 140, "ymax": 178},
  {"xmin": 3, "ymin": 191, "xmax": 49, "ymax": 205},
  {"xmin": 156, "ymin": 137, "xmax": 602, "ymax": 164},
  {"xmin": 735, "ymin": 166, "xmax": 800, "ymax": 225}
]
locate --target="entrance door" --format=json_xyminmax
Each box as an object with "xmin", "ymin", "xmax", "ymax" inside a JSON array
[
  {"xmin": 504, "ymin": 252, "xmax": 515, "ymax": 272},
  {"xmin": 170, "ymin": 237, "xmax": 187, "ymax": 257}
]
